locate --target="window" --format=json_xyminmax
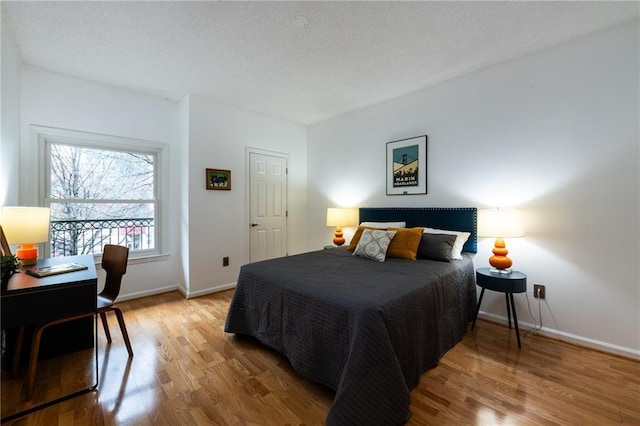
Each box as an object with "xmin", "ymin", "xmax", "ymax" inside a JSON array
[{"xmin": 40, "ymin": 128, "xmax": 164, "ymax": 258}]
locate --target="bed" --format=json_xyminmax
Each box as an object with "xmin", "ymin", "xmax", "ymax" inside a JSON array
[{"xmin": 224, "ymin": 207, "xmax": 477, "ymax": 425}]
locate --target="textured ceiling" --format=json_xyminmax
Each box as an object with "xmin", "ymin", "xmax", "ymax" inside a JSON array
[{"xmin": 2, "ymin": 1, "xmax": 638, "ymax": 125}]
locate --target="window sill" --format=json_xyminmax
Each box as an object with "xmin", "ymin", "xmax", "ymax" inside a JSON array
[{"xmin": 93, "ymin": 253, "xmax": 170, "ymax": 266}]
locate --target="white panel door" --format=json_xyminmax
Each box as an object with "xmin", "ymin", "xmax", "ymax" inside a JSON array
[{"xmin": 249, "ymin": 152, "xmax": 288, "ymax": 262}]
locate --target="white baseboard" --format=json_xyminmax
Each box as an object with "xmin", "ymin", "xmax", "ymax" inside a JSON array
[
  {"xmin": 184, "ymin": 282, "xmax": 237, "ymax": 299},
  {"xmin": 118, "ymin": 283, "xmax": 237, "ymax": 302},
  {"xmin": 118, "ymin": 285, "xmax": 179, "ymax": 302},
  {"xmin": 477, "ymin": 311, "xmax": 640, "ymax": 360}
]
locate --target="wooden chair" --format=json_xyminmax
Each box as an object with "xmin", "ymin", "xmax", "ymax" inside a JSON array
[{"xmin": 25, "ymin": 244, "xmax": 133, "ymax": 399}]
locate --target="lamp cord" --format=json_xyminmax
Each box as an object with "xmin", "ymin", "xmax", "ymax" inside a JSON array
[{"xmin": 524, "ymin": 288, "xmax": 543, "ymax": 336}]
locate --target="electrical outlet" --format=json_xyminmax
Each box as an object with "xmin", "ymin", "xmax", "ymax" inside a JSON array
[
  {"xmin": 534, "ymin": 284, "xmax": 546, "ymax": 299},
  {"xmin": 223, "ymin": 256, "xmax": 229, "ymax": 267}
]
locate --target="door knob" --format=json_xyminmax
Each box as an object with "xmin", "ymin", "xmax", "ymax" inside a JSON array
[{"xmin": 251, "ymin": 222, "xmax": 259, "ymax": 227}]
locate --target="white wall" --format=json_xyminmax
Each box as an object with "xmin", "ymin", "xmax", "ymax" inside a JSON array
[
  {"xmin": 307, "ymin": 22, "xmax": 640, "ymax": 357},
  {"xmin": 185, "ymin": 95, "xmax": 307, "ymax": 297},
  {"xmin": 179, "ymin": 96, "xmax": 191, "ymax": 296},
  {"xmin": 0, "ymin": 16, "xmax": 21, "ymax": 205},
  {"xmin": 19, "ymin": 66, "xmax": 183, "ymax": 298},
  {"xmin": 13, "ymin": 67, "xmax": 308, "ymax": 300}
]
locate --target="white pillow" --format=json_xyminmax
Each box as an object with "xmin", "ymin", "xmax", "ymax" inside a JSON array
[
  {"xmin": 359, "ymin": 221, "xmax": 406, "ymax": 229},
  {"xmin": 423, "ymin": 228, "xmax": 471, "ymax": 260},
  {"xmin": 353, "ymin": 229, "xmax": 397, "ymax": 262}
]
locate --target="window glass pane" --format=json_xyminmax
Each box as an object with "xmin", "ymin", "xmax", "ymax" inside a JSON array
[
  {"xmin": 50, "ymin": 144, "xmax": 154, "ymax": 200},
  {"xmin": 49, "ymin": 202, "xmax": 155, "ymax": 256},
  {"xmin": 50, "ymin": 202, "xmax": 153, "ymax": 221},
  {"xmin": 45, "ymin": 132, "xmax": 161, "ymax": 258}
]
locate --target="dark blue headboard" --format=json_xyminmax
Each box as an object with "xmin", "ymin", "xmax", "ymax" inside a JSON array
[{"xmin": 358, "ymin": 207, "xmax": 477, "ymax": 253}]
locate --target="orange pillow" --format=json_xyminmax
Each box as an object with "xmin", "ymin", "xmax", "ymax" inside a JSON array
[
  {"xmin": 386, "ymin": 227, "xmax": 424, "ymax": 260},
  {"xmin": 348, "ymin": 226, "xmax": 374, "ymax": 251}
]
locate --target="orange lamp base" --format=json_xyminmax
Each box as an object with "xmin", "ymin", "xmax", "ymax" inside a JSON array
[
  {"xmin": 16, "ymin": 243, "xmax": 38, "ymax": 266},
  {"xmin": 488, "ymin": 238, "xmax": 513, "ymax": 271},
  {"xmin": 333, "ymin": 226, "xmax": 346, "ymax": 246}
]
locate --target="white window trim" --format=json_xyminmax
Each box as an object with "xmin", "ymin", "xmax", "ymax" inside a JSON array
[{"xmin": 32, "ymin": 125, "xmax": 169, "ymax": 261}]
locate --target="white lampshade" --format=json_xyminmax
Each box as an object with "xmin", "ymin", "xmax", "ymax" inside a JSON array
[
  {"xmin": 478, "ymin": 208, "xmax": 525, "ymax": 238},
  {"xmin": 326, "ymin": 208, "xmax": 358, "ymax": 227},
  {"xmin": 0, "ymin": 207, "xmax": 51, "ymax": 244}
]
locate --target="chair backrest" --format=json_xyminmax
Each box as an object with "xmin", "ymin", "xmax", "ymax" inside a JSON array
[{"xmin": 100, "ymin": 244, "xmax": 129, "ymax": 302}]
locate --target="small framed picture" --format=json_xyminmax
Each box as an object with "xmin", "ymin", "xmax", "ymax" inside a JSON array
[
  {"xmin": 206, "ymin": 168, "xmax": 231, "ymax": 190},
  {"xmin": 386, "ymin": 135, "xmax": 427, "ymax": 195}
]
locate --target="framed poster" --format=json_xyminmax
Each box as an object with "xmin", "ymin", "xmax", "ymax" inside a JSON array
[
  {"xmin": 206, "ymin": 168, "xmax": 231, "ymax": 190},
  {"xmin": 386, "ymin": 135, "xmax": 427, "ymax": 195}
]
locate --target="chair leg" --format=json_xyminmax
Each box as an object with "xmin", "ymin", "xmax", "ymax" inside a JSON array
[
  {"xmin": 100, "ymin": 312, "xmax": 112, "ymax": 343},
  {"xmin": 26, "ymin": 324, "xmax": 47, "ymax": 400},
  {"xmin": 11, "ymin": 326, "xmax": 25, "ymax": 377},
  {"xmin": 25, "ymin": 313, "xmax": 95, "ymax": 400},
  {"xmin": 112, "ymin": 308, "xmax": 133, "ymax": 358}
]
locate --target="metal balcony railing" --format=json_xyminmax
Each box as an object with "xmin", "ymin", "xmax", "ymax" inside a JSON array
[{"xmin": 49, "ymin": 218, "xmax": 154, "ymax": 257}]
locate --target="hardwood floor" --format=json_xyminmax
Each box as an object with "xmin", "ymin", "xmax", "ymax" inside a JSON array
[{"xmin": 2, "ymin": 290, "xmax": 638, "ymax": 425}]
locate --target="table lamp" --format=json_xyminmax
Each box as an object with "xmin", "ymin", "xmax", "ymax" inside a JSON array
[
  {"xmin": 326, "ymin": 207, "xmax": 358, "ymax": 246},
  {"xmin": 0, "ymin": 206, "xmax": 51, "ymax": 266},
  {"xmin": 477, "ymin": 208, "xmax": 525, "ymax": 274}
]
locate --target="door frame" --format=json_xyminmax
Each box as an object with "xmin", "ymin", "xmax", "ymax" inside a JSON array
[{"xmin": 245, "ymin": 147, "xmax": 290, "ymax": 263}]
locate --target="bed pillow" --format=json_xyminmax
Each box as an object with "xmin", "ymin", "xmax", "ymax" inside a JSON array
[
  {"xmin": 353, "ymin": 229, "xmax": 397, "ymax": 262},
  {"xmin": 348, "ymin": 226, "xmax": 373, "ymax": 251},
  {"xmin": 423, "ymin": 228, "xmax": 471, "ymax": 260},
  {"xmin": 359, "ymin": 221, "xmax": 406, "ymax": 229},
  {"xmin": 348, "ymin": 223, "xmax": 408, "ymax": 251},
  {"xmin": 386, "ymin": 227, "xmax": 424, "ymax": 260},
  {"xmin": 417, "ymin": 233, "xmax": 457, "ymax": 262}
]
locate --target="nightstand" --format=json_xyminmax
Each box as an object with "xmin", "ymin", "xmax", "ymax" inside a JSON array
[{"xmin": 472, "ymin": 267, "xmax": 527, "ymax": 348}]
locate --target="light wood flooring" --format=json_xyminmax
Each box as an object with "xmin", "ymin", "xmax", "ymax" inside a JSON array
[{"xmin": 2, "ymin": 290, "xmax": 639, "ymax": 425}]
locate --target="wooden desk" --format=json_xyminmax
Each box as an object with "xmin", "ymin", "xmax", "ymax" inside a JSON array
[
  {"xmin": 2, "ymin": 255, "xmax": 97, "ymax": 359},
  {"xmin": 1, "ymin": 255, "xmax": 98, "ymax": 422}
]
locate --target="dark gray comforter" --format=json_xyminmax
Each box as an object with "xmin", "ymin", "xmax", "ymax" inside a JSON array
[{"xmin": 224, "ymin": 248, "xmax": 476, "ymax": 425}]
